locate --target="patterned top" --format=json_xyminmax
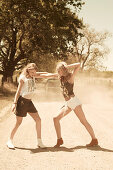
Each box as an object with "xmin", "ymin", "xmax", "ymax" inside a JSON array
[{"xmin": 60, "ymin": 76, "xmax": 74, "ymax": 100}]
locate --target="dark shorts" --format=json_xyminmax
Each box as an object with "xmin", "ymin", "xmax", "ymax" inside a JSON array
[{"xmin": 15, "ymin": 96, "xmax": 37, "ymax": 117}]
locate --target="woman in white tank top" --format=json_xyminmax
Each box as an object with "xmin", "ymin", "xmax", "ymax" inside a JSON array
[{"xmin": 7, "ymin": 63, "xmax": 56, "ymax": 149}]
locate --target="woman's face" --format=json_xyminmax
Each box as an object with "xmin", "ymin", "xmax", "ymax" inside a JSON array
[
  {"xmin": 28, "ymin": 69, "xmax": 36, "ymax": 77},
  {"xmin": 58, "ymin": 68, "xmax": 63, "ymax": 76},
  {"xmin": 58, "ymin": 67, "xmax": 67, "ymax": 76}
]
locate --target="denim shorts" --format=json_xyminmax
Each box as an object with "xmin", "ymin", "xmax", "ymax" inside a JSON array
[
  {"xmin": 15, "ymin": 96, "xmax": 37, "ymax": 117},
  {"xmin": 66, "ymin": 96, "xmax": 82, "ymax": 110},
  {"xmin": 61, "ymin": 96, "xmax": 82, "ymax": 110}
]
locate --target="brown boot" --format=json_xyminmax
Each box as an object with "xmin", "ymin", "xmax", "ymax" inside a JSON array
[
  {"xmin": 86, "ymin": 138, "xmax": 98, "ymax": 147},
  {"xmin": 54, "ymin": 138, "xmax": 63, "ymax": 148}
]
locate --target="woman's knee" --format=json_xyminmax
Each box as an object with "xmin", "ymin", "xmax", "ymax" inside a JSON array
[
  {"xmin": 35, "ymin": 116, "xmax": 41, "ymax": 123},
  {"xmin": 80, "ymin": 119, "xmax": 88, "ymax": 126},
  {"xmin": 53, "ymin": 116, "xmax": 60, "ymax": 123},
  {"xmin": 16, "ymin": 119, "xmax": 23, "ymax": 126},
  {"xmin": 30, "ymin": 112, "xmax": 41, "ymax": 123}
]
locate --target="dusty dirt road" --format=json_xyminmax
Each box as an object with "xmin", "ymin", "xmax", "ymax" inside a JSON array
[{"xmin": 0, "ymin": 83, "xmax": 113, "ymax": 170}]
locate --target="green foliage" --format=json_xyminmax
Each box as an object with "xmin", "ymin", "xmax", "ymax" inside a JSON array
[{"xmin": 0, "ymin": 0, "xmax": 84, "ymax": 81}]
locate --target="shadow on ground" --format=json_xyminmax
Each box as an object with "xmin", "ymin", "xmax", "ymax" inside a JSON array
[{"xmin": 15, "ymin": 145, "xmax": 113, "ymax": 154}]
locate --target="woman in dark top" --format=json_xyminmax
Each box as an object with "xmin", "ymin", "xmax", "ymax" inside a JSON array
[{"xmin": 52, "ymin": 62, "xmax": 98, "ymax": 147}]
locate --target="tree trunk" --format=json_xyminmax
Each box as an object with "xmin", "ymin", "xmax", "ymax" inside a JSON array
[
  {"xmin": 2, "ymin": 71, "xmax": 14, "ymax": 85},
  {"xmin": 2, "ymin": 76, "xmax": 13, "ymax": 83}
]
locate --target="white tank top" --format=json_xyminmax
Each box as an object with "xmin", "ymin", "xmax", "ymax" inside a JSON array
[{"xmin": 18, "ymin": 74, "xmax": 36, "ymax": 98}]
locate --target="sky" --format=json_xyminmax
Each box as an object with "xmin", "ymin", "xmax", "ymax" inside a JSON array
[{"xmin": 78, "ymin": 0, "xmax": 113, "ymax": 71}]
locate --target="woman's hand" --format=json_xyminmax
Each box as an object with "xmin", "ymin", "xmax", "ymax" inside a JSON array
[{"xmin": 12, "ymin": 103, "xmax": 17, "ymax": 112}]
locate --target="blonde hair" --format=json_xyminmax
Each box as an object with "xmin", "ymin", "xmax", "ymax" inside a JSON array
[
  {"xmin": 56, "ymin": 62, "xmax": 71, "ymax": 79},
  {"xmin": 21, "ymin": 63, "xmax": 38, "ymax": 77},
  {"xmin": 56, "ymin": 62, "xmax": 67, "ymax": 71}
]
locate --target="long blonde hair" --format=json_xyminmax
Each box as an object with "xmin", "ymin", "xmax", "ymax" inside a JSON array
[{"xmin": 21, "ymin": 63, "xmax": 38, "ymax": 77}]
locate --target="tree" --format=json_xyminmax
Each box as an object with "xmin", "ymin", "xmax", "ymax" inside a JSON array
[
  {"xmin": 0, "ymin": 0, "xmax": 84, "ymax": 83},
  {"xmin": 71, "ymin": 25, "xmax": 111, "ymax": 71}
]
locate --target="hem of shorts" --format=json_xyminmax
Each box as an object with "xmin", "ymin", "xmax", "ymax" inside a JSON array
[
  {"xmin": 67, "ymin": 103, "xmax": 82, "ymax": 110},
  {"xmin": 72, "ymin": 103, "xmax": 82, "ymax": 110},
  {"xmin": 16, "ymin": 114, "xmax": 27, "ymax": 117},
  {"xmin": 27, "ymin": 111, "xmax": 37, "ymax": 114}
]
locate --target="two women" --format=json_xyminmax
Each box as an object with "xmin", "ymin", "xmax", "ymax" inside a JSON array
[{"xmin": 7, "ymin": 62, "xmax": 98, "ymax": 149}]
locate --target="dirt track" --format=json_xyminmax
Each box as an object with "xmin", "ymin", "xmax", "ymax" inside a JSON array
[{"xmin": 0, "ymin": 83, "xmax": 113, "ymax": 170}]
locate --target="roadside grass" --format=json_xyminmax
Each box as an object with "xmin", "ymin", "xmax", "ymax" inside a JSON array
[
  {"xmin": 0, "ymin": 97, "xmax": 13, "ymax": 111},
  {"xmin": 0, "ymin": 82, "xmax": 17, "ymax": 112}
]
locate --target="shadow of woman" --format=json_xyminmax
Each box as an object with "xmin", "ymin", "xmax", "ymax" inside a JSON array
[
  {"xmin": 15, "ymin": 146, "xmax": 74, "ymax": 153},
  {"xmin": 15, "ymin": 145, "xmax": 113, "ymax": 153},
  {"xmin": 71, "ymin": 145, "xmax": 113, "ymax": 152}
]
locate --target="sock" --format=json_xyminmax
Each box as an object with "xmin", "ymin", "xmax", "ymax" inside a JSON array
[
  {"xmin": 37, "ymin": 138, "xmax": 43, "ymax": 145},
  {"xmin": 37, "ymin": 138, "xmax": 46, "ymax": 148}
]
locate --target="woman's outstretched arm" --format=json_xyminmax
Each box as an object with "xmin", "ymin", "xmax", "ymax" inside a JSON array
[
  {"xmin": 34, "ymin": 72, "xmax": 58, "ymax": 79},
  {"xmin": 36, "ymin": 72, "xmax": 48, "ymax": 74}
]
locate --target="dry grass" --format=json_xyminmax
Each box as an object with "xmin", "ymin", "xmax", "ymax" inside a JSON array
[
  {"xmin": 0, "ymin": 82, "xmax": 17, "ymax": 95},
  {"xmin": 0, "ymin": 96, "xmax": 13, "ymax": 111},
  {"xmin": 0, "ymin": 82, "xmax": 17, "ymax": 112}
]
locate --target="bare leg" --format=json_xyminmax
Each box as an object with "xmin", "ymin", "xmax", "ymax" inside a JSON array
[
  {"xmin": 74, "ymin": 105, "xmax": 96, "ymax": 139},
  {"xmin": 53, "ymin": 106, "xmax": 71, "ymax": 147},
  {"xmin": 28, "ymin": 112, "xmax": 41, "ymax": 138},
  {"xmin": 10, "ymin": 116, "xmax": 23, "ymax": 140},
  {"xmin": 7, "ymin": 116, "xmax": 23, "ymax": 149},
  {"xmin": 74, "ymin": 105, "xmax": 98, "ymax": 146},
  {"xmin": 28, "ymin": 112, "xmax": 46, "ymax": 148}
]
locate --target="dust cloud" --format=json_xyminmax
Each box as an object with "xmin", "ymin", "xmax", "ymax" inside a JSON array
[{"xmin": 33, "ymin": 76, "xmax": 113, "ymax": 108}]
